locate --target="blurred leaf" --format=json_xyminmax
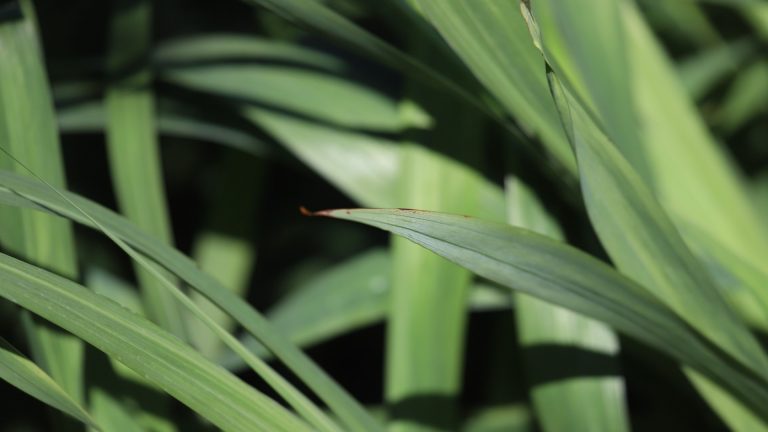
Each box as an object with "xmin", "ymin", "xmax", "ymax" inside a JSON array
[
  {"xmin": 0, "ymin": 252, "xmax": 311, "ymax": 432},
  {"xmin": 715, "ymin": 60, "xmax": 768, "ymax": 133},
  {"xmin": 221, "ymin": 249, "xmax": 509, "ymax": 371},
  {"xmin": 188, "ymin": 154, "xmax": 261, "ymax": 359},
  {"xmin": 677, "ymin": 39, "xmax": 755, "ymax": 100},
  {"xmin": 0, "ymin": 337, "xmax": 95, "ymax": 428},
  {"xmin": 242, "ymin": 108, "xmax": 506, "ymax": 221},
  {"xmin": 86, "ymin": 268, "xmax": 143, "ymax": 316},
  {"xmin": 0, "ymin": 0, "xmax": 84, "ymax": 408},
  {"xmin": 506, "ymin": 177, "xmax": 629, "ymax": 432},
  {"xmin": 637, "ymin": 0, "xmax": 720, "ymax": 48},
  {"xmin": 386, "ymin": 112, "xmax": 483, "ymax": 430},
  {"xmin": 57, "ymin": 100, "xmax": 270, "ymax": 156},
  {"xmin": 0, "ymin": 170, "xmax": 384, "ymax": 432},
  {"xmin": 158, "ymin": 34, "xmax": 429, "ymax": 132},
  {"xmin": 105, "ymin": 0, "xmax": 187, "ymax": 338},
  {"xmin": 462, "ymin": 405, "xmax": 532, "ymax": 432}
]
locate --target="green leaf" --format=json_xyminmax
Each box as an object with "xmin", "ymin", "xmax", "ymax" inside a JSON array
[
  {"xmin": 677, "ymin": 39, "xmax": 755, "ymax": 100},
  {"xmin": 57, "ymin": 100, "xmax": 270, "ymax": 156},
  {"xmin": 240, "ymin": 0, "xmax": 560, "ymax": 180},
  {"xmin": 0, "ymin": 0, "xmax": 83, "ymax": 407},
  {"xmin": 310, "ymin": 207, "xmax": 768, "ymax": 421},
  {"xmin": 714, "ymin": 60, "xmax": 768, "ymax": 132},
  {"xmin": 531, "ymin": 0, "xmax": 646, "ymax": 182},
  {"xmin": 0, "ymin": 337, "xmax": 95, "ymax": 428},
  {"xmin": 385, "ymin": 100, "xmax": 483, "ymax": 429},
  {"xmin": 188, "ymin": 154, "xmax": 261, "ymax": 360},
  {"xmin": 505, "ymin": 177, "xmax": 628, "ymax": 432},
  {"xmin": 0, "ymin": 252, "xmax": 311, "ymax": 432},
  {"xmin": 406, "ymin": 0, "xmax": 576, "ymax": 175},
  {"xmin": 545, "ymin": 60, "xmax": 768, "ymax": 430},
  {"xmin": 637, "ymin": 0, "xmax": 720, "ymax": 48},
  {"xmin": 157, "ymin": 34, "xmax": 423, "ymax": 132},
  {"xmin": 220, "ymin": 249, "xmax": 509, "ymax": 371},
  {"xmin": 239, "ymin": 0, "xmax": 483, "ymax": 116},
  {"xmin": 242, "ymin": 108, "xmax": 506, "ymax": 221},
  {"xmin": 462, "ymin": 405, "xmax": 532, "ymax": 432},
  {"xmin": 0, "ymin": 170, "xmax": 384, "ymax": 432},
  {"xmin": 105, "ymin": 0, "xmax": 187, "ymax": 338},
  {"xmin": 532, "ymin": 0, "xmax": 768, "ymax": 333}
]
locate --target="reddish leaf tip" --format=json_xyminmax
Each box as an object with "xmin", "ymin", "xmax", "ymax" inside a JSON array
[{"xmin": 299, "ymin": 206, "xmax": 334, "ymax": 217}]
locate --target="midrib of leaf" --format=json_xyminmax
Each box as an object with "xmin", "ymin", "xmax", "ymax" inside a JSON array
[
  {"xmin": 0, "ymin": 0, "xmax": 84, "ymax": 408},
  {"xmin": 105, "ymin": 0, "xmax": 186, "ymax": 338}
]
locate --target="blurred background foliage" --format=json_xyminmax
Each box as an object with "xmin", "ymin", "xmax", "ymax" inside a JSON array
[{"xmin": 1, "ymin": 0, "xmax": 767, "ymax": 430}]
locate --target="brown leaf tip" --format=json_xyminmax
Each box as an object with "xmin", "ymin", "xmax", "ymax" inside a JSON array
[{"xmin": 299, "ymin": 206, "xmax": 334, "ymax": 217}]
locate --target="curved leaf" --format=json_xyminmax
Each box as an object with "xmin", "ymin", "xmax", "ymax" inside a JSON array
[
  {"xmin": 0, "ymin": 337, "xmax": 95, "ymax": 427},
  {"xmin": 0, "ymin": 252, "xmax": 310, "ymax": 432},
  {"xmin": 0, "ymin": 170, "xmax": 384, "ymax": 432},
  {"xmin": 406, "ymin": 0, "xmax": 576, "ymax": 175},
  {"xmin": 309, "ymin": 207, "xmax": 768, "ymax": 422},
  {"xmin": 506, "ymin": 178, "xmax": 628, "ymax": 432}
]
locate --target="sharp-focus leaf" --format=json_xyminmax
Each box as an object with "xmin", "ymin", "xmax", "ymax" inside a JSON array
[
  {"xmin": 312, "ymin": 207, "xmax": 768, "ymax": 421},
  {"xmin": 0, "ymin": 170, "xmax": 384, "ymax": 432},
  {"xmin": 0, "ymin": 337, "xmax": 95, "ymax": 427},
  {"xmin": 0, "ymin": 252, "xmax": 310, "ymax": 432},
  {"xmin": 406, "ymin": 0, "xmax": 576, "ymax": 175},
  {"xmin": 532, "ymin": 0, "xmax": 646, "ymax": 182},
  {"xmin": 505, "ymin": 178, "xmax": 628, "ymax": 432},
  {"xmin": 545, "ymin": 60, "xmax": 768, "ymax": 430},
  {"xmin": 531, "ymin": 0, "xmax": 768, "ymax": 332}
]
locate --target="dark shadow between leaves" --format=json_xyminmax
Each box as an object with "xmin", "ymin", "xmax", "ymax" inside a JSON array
[
  {"xmin": 0, "ymin": 0, "xmax": 22, "ymax": 22},
  {"xmin": 388, "ymin": 393, "xmax": 458, "ymax": 430},
  {"xmin": 522, "ymin": 343, "xmax": 620, "ymax": 387}
]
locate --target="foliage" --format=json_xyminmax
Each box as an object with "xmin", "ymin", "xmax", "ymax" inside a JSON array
[{"xmin": 1, "ymin": 0, "xmax": 767, "ymax": 431}]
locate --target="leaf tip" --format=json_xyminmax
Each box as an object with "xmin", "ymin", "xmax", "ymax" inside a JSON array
[{"xmin": 299, "ymin": 206, "xmax": 344, "ymax": 217}]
